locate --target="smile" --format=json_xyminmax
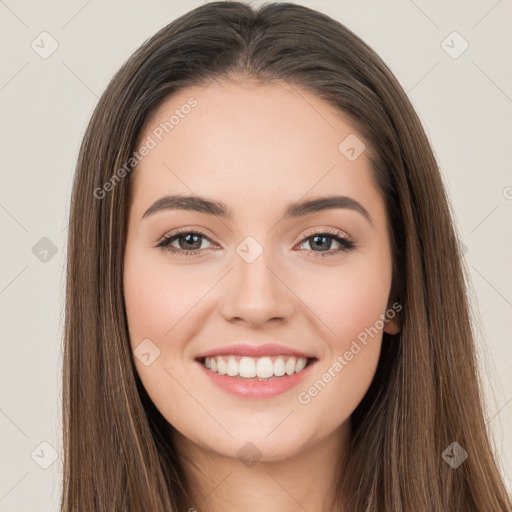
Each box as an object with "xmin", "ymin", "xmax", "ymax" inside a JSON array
[
  {"xmin": 195, "ymin": 355, "xmax": 318, "ymax": 398},
  {"xmin": 200, "ymin": 355, "xmax": 313, "ymax": 380}
]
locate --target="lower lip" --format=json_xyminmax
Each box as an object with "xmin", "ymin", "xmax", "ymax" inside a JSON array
[{"xmin": 196, "ymin": 359, "xmax": 317, "ymax": 398}]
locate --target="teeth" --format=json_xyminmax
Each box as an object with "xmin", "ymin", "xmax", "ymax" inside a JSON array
[
  {"xmin": 285, "ymin": 357, "xmax": 296, "ymax": 375},
  {"xmin": 256, "ymin": 357, "xmax": 273, "ymax": 378},
  {"xmin": 202, "ymin": 355, "xmax": 310, "ymax": 378},
  {"xmin": 217, "ymin": 357, "xmax": 228, "ymax": 375},
  {"xmin": 240, "ymin": 356, "xmax": 256, "ymax": 378},
  {"xmin": 274, "ymin": 357, "xmax": 286, "ymax": 376},
  {"xmin": 227, "ymin": 357, "xmax": 238, "ymax": 376},
  {"xmin": 295, "ymin": 357, "xmax": 307, "ymax": 373}
]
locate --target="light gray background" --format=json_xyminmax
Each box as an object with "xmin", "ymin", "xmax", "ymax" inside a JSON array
[{"xmin": 0, "ymin": 1, "xmax": 511, "ymax": 510}]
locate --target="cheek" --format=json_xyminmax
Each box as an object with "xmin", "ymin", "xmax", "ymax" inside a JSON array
[
  {"xmin": 123, "ymin": 253, "xmax": 208, "ymax": 351},
  {"xmin": 303, "ymin": 258, "xmax": 391, "ymax": 347},
  {"xmin": 296, "ymin": 273, "xmax": 388, "ymax": 419},
  {"xmin": 296, "ymin": 256, "xmax": 391, "ymax": 401},
  {"xmin": 123, "ymin": 254, "xmax": 205, "ymax": 421}
]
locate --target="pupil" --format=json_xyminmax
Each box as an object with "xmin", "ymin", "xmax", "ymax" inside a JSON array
[
  {"xmin": 180, "ymin": 234, "xmax": 201, "ymax": 250},
  {"xmin": 312, "ymin": 235, "xmax": 330, "ymax": 251}
]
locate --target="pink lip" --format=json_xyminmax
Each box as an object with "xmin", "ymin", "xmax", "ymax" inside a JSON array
[
  {"xmin": 195, "ymin": 343, "xmax": 315, "ymax": 359},
  {"xmin": 196, "ymin": 358, "xmax": 318, "ymax": 399}
]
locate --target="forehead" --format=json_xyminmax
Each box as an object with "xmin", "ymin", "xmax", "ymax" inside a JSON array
[{"xmin": 130, "ymin": 78, "xmax": 384, "ymax": 225}]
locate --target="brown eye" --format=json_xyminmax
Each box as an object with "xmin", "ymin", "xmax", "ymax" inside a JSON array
[
  {"xmin": 298, "ymin": 229, "xmax": 355, "ymax": 257},
  {"xmin": 157, "ymin": 230, "xmax": 214, "ymax": 256}
]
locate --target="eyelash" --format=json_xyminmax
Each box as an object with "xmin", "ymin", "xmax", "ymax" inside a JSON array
[{"xmin": 156, "ymin": 227, "xmax": 356, "ymax": 259}]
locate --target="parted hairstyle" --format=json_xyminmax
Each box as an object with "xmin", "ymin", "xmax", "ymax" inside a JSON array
[{"xmin": 62, "ymin": 2, "xmax": 512, "ymax": 510}]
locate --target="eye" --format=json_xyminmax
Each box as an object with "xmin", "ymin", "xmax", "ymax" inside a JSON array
[
  {"xmin": 156, "ymin": 227, "xmax": 356, "ymax": 259},
  {"xmin": 297, "ymin": 228, "xmax": 356, "ymax": 258},
  {"xmin": 157, "ymin": 229, "xmax": 215, "ymax": 257}
]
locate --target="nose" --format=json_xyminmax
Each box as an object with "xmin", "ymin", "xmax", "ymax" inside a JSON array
[{"xmin": 219, "ymin": 249, "xmax": 296, "ymax": 328}]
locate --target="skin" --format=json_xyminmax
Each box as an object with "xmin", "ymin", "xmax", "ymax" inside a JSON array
[{"xmin": 123, "ymin": 77, "xmax": 400, "ymax": 512}]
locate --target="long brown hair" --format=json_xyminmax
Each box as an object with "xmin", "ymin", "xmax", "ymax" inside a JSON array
[{"xmin": 62, "ymin": 2, "xmax": 511, "ymax": 510}]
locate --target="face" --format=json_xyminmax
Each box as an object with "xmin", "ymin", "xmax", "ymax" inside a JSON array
[{"xmin": 123, "ymin": 78, "xmax": 399, "ymax": 463}]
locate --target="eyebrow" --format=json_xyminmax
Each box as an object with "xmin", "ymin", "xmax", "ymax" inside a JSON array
[{"xmin": 141, "ymin": 194, "xmax": 374, "ymax": 226}]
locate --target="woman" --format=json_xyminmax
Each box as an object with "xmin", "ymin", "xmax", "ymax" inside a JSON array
[{"xmin": 61, "ymin": 2, "xmax": 512, "ymax": 510}]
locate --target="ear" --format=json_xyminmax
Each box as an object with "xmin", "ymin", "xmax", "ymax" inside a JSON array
[
  {"xmin": 383, "ymin": 316, "xmax": 401, "ymax": 335},
  {"xmin": 383, "ymin": 303, "xmax": 402, "ymax": 335}
]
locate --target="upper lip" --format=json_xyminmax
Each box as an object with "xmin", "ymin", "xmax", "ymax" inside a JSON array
[{"xmin": 195, "ymin": 343, "xmax": 316, "ymax": 360}]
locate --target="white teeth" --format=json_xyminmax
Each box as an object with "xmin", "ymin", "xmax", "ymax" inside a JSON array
[
  {"xmin": 202, "ymin": 355, "xmax": 310, "ymax": 378},
  {"xmin": 256, "ymin": 357, "xmax": 274, "ymax": 378},
  {"xmin": 227, "ymin": 357, "xmax": 238, "ymax": 377},
  {"xmin": 295, "ymin": 357, "xmax": 307, "ymax": 373},
  {"xmin": 239, "ymin": 357, "xmax": 256, "ymax": 378},
  {"xmin": 285, "ymin": 357, "xmax": 296, "ymax": 375},
  {"xmin": 274, "ymin": 357, "xmax": 286, "ymax": 377},
  {"xmin": 217, "ymin": 357, "xmax": 228, "ymax": 375}
]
